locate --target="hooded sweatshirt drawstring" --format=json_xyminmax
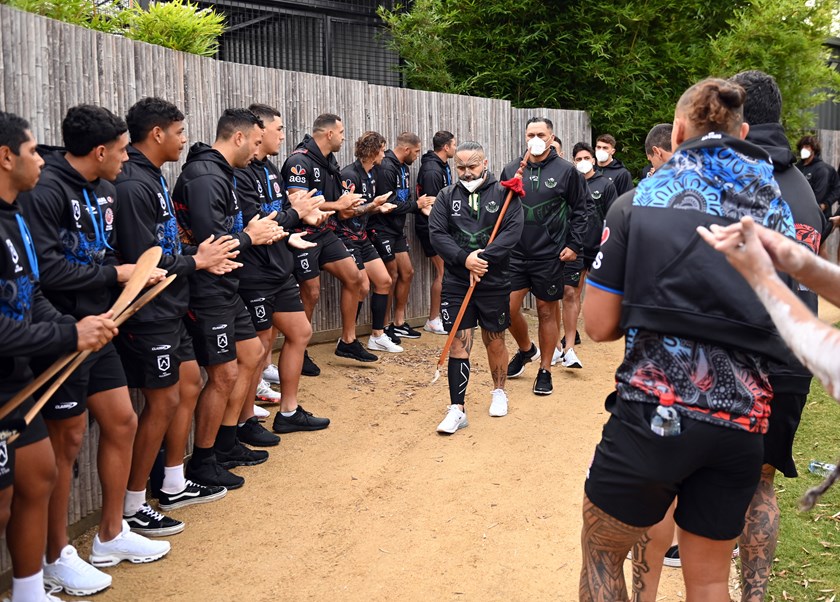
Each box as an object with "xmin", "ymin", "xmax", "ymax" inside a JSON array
[
  {"xmin": 15, "ymin": 213, "xmax": 39, "ymax": 280},
  {"xmin": 82, "ymin": 188, "xmax": 113, "ymax": 252}
]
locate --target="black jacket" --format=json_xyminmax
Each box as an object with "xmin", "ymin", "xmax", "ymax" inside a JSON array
[
  {"xmin": 582, "ymin": 172, "xmax": 618, "ymax": 260},
  {"xmin": 114, "ymin": 146, "xmax": 197, "ymax": 324},
  {"xmin": 235, "ymin": 157, "xmax": 299, "ymax": 289},
  {"xmin": 173, "ymin": 143, "xmax": 251, "ymax": 305},
  {"xmin": 0, "ymin": 198, "xmax": 77, "ymax": 402},
  {"xmin": 368, "ymin": 150, "xmax": 416, "ymax": 237},
  {"xmin": 500, "ymin": 149, "xmax": 589, "ymax": 259},
  {"xmin": 336, "ymin": 160, "xmax": 377, "ymax": 242},
  {"xmin": 597, "ymin": 157, "xmax": 633, "ymax": 195},
  {"xmin": 19, "ymin": 149, "xmax": 119, "ymax": 319},
  {"xmin": 749, "ymin": 123, "xmax": 826, "ymax": 394},
  {"xmin": 796, "ymin": 156, "xmax": 840, "ymax": 219},
  {"xmin": 429, "ymin": 175, "xmax": 524, "ymax": 297},
  {"xmin": 415, "ymin": 150, "xmax": 452, "ymax": 235},
  {"xmin": 281, "ymin": 134, "xmax": 343, "ymax": 238}
]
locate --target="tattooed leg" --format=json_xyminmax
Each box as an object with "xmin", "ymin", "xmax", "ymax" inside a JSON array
[
  {"xmin": 631, "ymin": 501, "xmax": 677, "ymax": 602},
  {"xmin": 481, "ymin": 328, "xmax": 507, "ymax": 389},
  {"xmin": 580, "ymin": 494, "xmax": 646, "ymax": 602},
  {"xmin": 449, "ymin": 328, "xmax": 474, "ymax": 359},
  {"xmin": 739, "ymin": 464, "xmax": 779, "ymax": 602}
]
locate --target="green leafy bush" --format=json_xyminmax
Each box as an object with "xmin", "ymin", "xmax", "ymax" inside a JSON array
[
  {"xmin": 123, "ymin": 0, "xmax": 225, "ymax": 57},
  {"xmin": 1, "ymin": 0, "xmax": 124, "ymax": 33}
]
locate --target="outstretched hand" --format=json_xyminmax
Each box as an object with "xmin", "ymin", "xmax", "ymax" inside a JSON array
[{"xmin": 288, "ymin": 232, "xmax": 317, "ymax": 250}]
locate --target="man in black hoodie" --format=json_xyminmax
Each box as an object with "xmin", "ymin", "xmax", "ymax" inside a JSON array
[
  {"xmin": 281, "ymin": 113, "xmax": 374, "ymax": 371},
  {"xmin": 0, "ymin": 111, "xmax": 117, "ymax": 602},
  {"xmin": 595, "ymin": 133, "xmax": 633, "ymax": 195},
  {"xmin": 796, "ymin": 134, "xmax": 840, "ymax": 221},
  {"xmin": 416, "ymin": 130, "xmax": 456, "ymax": 335},
  {"xmin": 21, "ymin": 105, "xmax": 170, "ymax": 595},
  {"xmin": 173, "ymin": 108, "xmax": 284, "ymax": 490},
  {"xmin": 115, "ymin": 98, "xmax": 240, "ymax": 536},
  {"xmin": 429, "ymin": 141, "xmax": 524, "ymax": 434}
]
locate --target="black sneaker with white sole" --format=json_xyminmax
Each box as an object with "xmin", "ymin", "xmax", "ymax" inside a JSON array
[
  {"xmin": 335, "ymin": 339, "xmax": 378, "ymax": 362},
  {"xmin": 507, "ymin": 343, "xmax": 540, "ymax": 378},
  {"xmin": 273, "ymin": 405, "xmax": 331, "ymax": 433},
  {"xmin": 158, "ymin": 480, "xmax": 227, "ymax": 511},
  {"xmin": 215, "ymin": 441, "xmax": 269, "ymax": 468},
  {"xmin": 533, "ymin": 368, "xmax": 553, "ymax": 395},
  {"xmin": 560, "ymin": 332, "xmax": 582, "ymax": 348},
  {"xmin": 186, "ymin": 455, "xmax": 245, "ymax": 490},
  {"xmin": 238, "ymin": 416, "xmax": 281, "ymax": 447},
  {"xmin": 384, "ymin": 324, "xmax": 402, "ymax": 345},
  {"xmin": 392, "ymin": 321, "xmax": 421, "ymax": 339},
  {"xmin": 301, "ymin": 350, "xmax": 320, "ymax": 376},
  {"xmin": 124, "ymin": 503, "xmax": 184, "ymax": 537}
]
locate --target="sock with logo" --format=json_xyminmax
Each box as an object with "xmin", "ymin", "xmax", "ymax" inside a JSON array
[{"xmin": 447, "ymin": 358, "xmax": 470, "ymax": 406}]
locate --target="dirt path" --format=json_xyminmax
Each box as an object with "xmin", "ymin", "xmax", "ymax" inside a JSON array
[{"xmin": 62, "ymin": 301, "xmax": 840, "ymax": 601}]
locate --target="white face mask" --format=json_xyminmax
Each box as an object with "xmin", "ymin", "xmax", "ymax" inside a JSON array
[
  {"xmin": 595, "ymin": 149, "xmax": 610, "ymax": 163},
  {"xmin": 461, "ymin": 177, "xmax": 485, "ymax": 193},
  {"xmin": 527, "ymin": 137, "xmax": 547, "ymax": 156},
  {"xmin": 800, "ymin": 148, "xmax": 812, "ymax": 160},
  {"xmin": 576, "ymin": 160, "xmax": 593, "ymax": 175}
]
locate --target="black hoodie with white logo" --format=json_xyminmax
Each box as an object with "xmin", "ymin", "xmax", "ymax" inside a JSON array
[
  {"xmin": 415, "ymin": 150, "xmax": 452, "ymax": 238},
  {"xmin": 596, "ymin": 157, "xmax": 633, "ymax": 195},
  {"xmin": 281, "ymin": 134, "xmax": 343, "ymax": 238},
  {"xmin": 368, "ymin": 150, "xmax": 417, "ymax": 237}
]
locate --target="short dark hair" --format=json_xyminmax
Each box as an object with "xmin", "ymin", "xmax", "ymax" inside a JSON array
[
  {"xmin": 797, "ymin": 135, "xmax": 821, "ymax": 155},
  {"xmin": 432, "ymin": 131, "xmax": 455, "ymax": 152},
  {"xmin": 596, "ymin": 134, "xmax": 617, "ymax": 147},
  {"xmin": 396, "ymin": 131, "xmax": 421, "ymax": 147},
  {"xmin": 355, "ymin": 131, "xmax": 386, "ymax": 162},
  {"xmin": 313, "ymin": 113, "xmax": 341, "ymax": 133},
  {"xmin": 0, "ymin": 111, "xmax": 31, "ymax": 155},
  {"xmin": 126, "ymin": 97, "xmax": 185, "ymax": 144},
  {"xmin": 572, "ymin": 142, "xmax": 594, "ymax": 158},
  {"xmin": 526, "ymin": 116, "xmax": 554, "ymax": 131},
  {"xmin": 644, "ymin": 124, "xmax": 673, "ymax": 156},
  {"xmin": 62, "ymin": 105, "xmax": 127, "ymax": 157},
  {"xmin": 248, "ymin": 103, "xmax": 282, "ymax": 124},
  {"xmin": 215, "ymin": 108, "xmax": 264, "ymax": 141},
  {"xmin": 729, "ymin": 70, "xmax": 782, "ymax": 126}
]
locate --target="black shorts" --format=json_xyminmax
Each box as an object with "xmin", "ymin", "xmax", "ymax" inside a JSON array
[
  {"xmin": 293, "ymin": 230, "xmax": 351, "ymax": 282},
  {"xmin": 585, "ymin": 393, "xmax": 763, "ymax": 540},
  {"xmin": 368, "ymin": 230, "xmax": 409, "ymax": 263},
  {"xmin": 342, "ymin": 238, "xmax": 382, "ymax": 270},
  {"xmin": 440, "ymin": 290, "xmax": 510, "ymax": 333},
  {"xmin": 0, "ymin": 437, "xmax": 13, "ymax": 490},
  {"xmin": 414, "ymin": 217, "xmax": 437, "ymax": 258},
  {"xmin": 763, "ymin": 392, "xmax": 808, "ymax": 478},
  {"xmin": 509, "ymin": 256, "xmax": 564, "ymax": 301},
  {"xmin": 583, "ymin": 255, "xmax": 596, "ymax": 272},
  {"xmin": 115, "ymin": 320, "xmax": 196, "ymax": 390},
  {"xmin": 184, "ymin": 297, "xmax": 257, "ymax": 366},
  {"xmin": 240, "ymin": 277, "xmax": 305, "ymax": 331},
  {"xmin": 0, "ymin": 391, "xmax": 51, "ymax": 489},
  {"xmin": 563, "ymin": 257, "xmax": 585, "ymax": 288},
  {"xmin": 40, "ymin": 343, "xmax": 128, "ymax": 420}
]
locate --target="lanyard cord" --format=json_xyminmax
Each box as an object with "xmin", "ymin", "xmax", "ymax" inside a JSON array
[
  {"xmin": 82, "ymin": 189, "xmax": 113, "ymax": 252},
  {"xmin": 15, "ymin": 213, "xmax": 39, "ymax": 280}
]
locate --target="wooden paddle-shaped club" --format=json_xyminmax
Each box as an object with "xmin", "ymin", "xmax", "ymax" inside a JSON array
[{"xmin": 431, "ymin": 150, "xmax": 531, "ymax": 384}]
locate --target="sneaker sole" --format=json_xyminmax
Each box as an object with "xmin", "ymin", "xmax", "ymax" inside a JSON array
[
  {"xmin": 43, "ymin": 576, "xmax": 111, "ymax": 597},
  {"xmin": 126, "ymin": 522, "xmax": 185, "ymax": 537},
  {"xmin": 218, "ymin": 455, "xmax": 269, "ymax": 469},
  {"xmin": 563, "ymin": 363, "xmax": 583, "ymax": 369},
  {"xmin": 335, "ymin": 350, "xmax": 379, "ymax": 362},
  {"xmin": 533, "ymin": 387, "xmax": 553, "ymax": 396},
  {"xmin": 89, "ymin": 548, "xmax": 169, "ymax": 568},
  {"xmin": 507, "ymin": 366, "xmax": 526, "ymax": 378},
  {"xmin": 237, "ymin": 435, "xmax": 281, "ymax": 448},
  {"xmin": 272, "ymin": 422, "xmax": 330, "ymax": 434},
  {"xmin": 436, "ymin": 419, "xmax": 469, "ymax": 434},
  {"xmin": 184, "ymin": 473, "xmax": 245, "ymax": 491},
  {"xmin": 489, "ymin": 406, "xmax": 508, "ymax": 417},
  {"xmin": 367, "ymin": 342, "xmax": 404, "ymax": 353},
  {"xmin": 159, "ymin": 488, "xmax": 227, "ymax": 511},
  {"xmin": 301, "ymin": 369, "xmax": 321, "ymax": 376},
  {"xmin": 662, "ymin": 557, "xmax": 682, "ymax": 568}
]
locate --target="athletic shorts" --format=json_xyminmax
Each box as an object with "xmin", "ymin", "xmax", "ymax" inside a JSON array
[
  {"xmin": 414, "ymin": 217, "xmax": 437, "ymax": 258},
  {"xmin": 115, "ymin": 320, "xmax": 196, "ymax": 390},
  {"xmin": 0, "ymin": 388, "xmax": 51, "ymax": 488},
  {"xmin": 184, "ymin": 297, "xmax": 257, "ymax": 366},
  {"xmin": 509, "ymin": 256, "xmax": 565, "ymax": 301},
  {"xmin": 440, "ymin": 290, "xmax": 510, "ymax": 333},
  {"xmin": 0, "ymin": 436, "xmax": 13, "ymax": 490},
  {"xmin": 341, "ymin": 238, "xmax": 381, "ymax": 270},
  {"xmin": 563, "ymin": 257, "xmax": 585, "ymax": 288},
  {"xmin": 585, "ymin": 392, "xmax": 763, "ymax": 540},
  {"xmin": 583, "ymin": 255, "xmax": 596, "ymax": 272},
  {"xmin": 293, "ymin": 230, "xmax": 351, "ymax": 282},
  {"xmin": 368, "ymin": 229, "xmax": 409, "ymax": 263},
  {"xmin": 40, "ymin": 343, "xmax": 128, "ymax": 420},
  {"xmin": 763, "ymin": 392, "xmax": 808, "ymax": 478},
  {"xmin": 240, "ymin": 277, "xmax": 305, "ymax": 331}
]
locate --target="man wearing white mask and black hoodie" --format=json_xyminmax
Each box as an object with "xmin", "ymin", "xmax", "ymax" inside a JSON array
[{"xmin": 595, "ymin": 133, "xmax": 633, "ymax": 195}]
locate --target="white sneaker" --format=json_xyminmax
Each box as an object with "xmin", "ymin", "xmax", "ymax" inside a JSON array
[
  {"xmin": 489, "ymin": 389, "xmax": 508, "ymax": 417},
  {"xmin": 255, "ymin": 379, "xmax": 281, "ymax": 404},
  {"xmin": 262, "ymin": 363, "xmax": 280, "ymax": 384},
  {"xmin": 43, "ymin": 544, "xmax": 112, "ymax": 596},
  {"xmin": 253, "ymin": 404, "xmax": 270, "ymax": 418},
  {"xmin": 423, "ymin": 317, "xmax": 446, "ymax": 334},
  {"xmin": 550, "ymin": 347, "xmax": 564, "ymax": 366},
  {"xmin": 436, "ymin": 405, "xmax": 468, "ymax": 434},
  {"xmin": 367, "ymin": 333, "xmax": 404, "ymax": 353},
  {"xmin": 562, "ymin": 347, "xmax": 583, "ymax": 369},
  {"xmin": 89, "ymin": 520, "xmax": 170, "ymax": 567},
  {"xmin": 43, "ymin": 585, "xmax": 67, "ymax": 602}
]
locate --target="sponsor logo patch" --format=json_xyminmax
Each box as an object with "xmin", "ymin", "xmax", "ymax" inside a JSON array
[
  {"xmin": 291, "ymin": 165, "xmax": 307, "ymax": 176},
  {"xmin": 0, "ymin": 442, "xmax": 7, "ymax": 467},
  {"xmin": 544, "ymin": 178, "xmax": 557, "ymax": 188},
  {"xmin": 300, "ymin": 258, "xmax": 310, "ymax": 271},
  {"xmin": 600, "ymin": 226, "xmax": 610, "ymax": 246},
  {"xmin": 104, "ymin": 207, "xmax": 114, "ymax": 226},
  {"xmin": 55, "ymin": 402, "xmax": 78, "ymax": 411},
  {"xmin": 255, "ymin": 305, "xmax": 266, "ymax": 320},
  {"xmin": 217, "ymin": 333, "xmax": 228, "ymax": 350},
  {"xmin": 211, "ymin": 323, "xmax": 228, "ymax": 331},
  {"xmin": 151, "ymin": 344, "xmax": 171, "ymax": 351},
  {"xmin": 71, "ymin": 199, "xmax": 81, "ymax": 221},
  {"xmin": 157, "ymin": 354, "xmax": 171, "ymax": 373}
]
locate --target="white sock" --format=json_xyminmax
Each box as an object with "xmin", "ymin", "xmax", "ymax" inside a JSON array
[
  {"xmin": 161, "ymin": 464, "xmax": 186, "ymax": 494},
  {"xmin": 280, "ymin": 407, "xmax": 298, "ymax": 417},
  {"xmin": 123, "ymin": 489, "xmax": 147, "ymax": 516},
  {"xmin": 12, "ymin": 570, "xmax": 43, "ymax": 602}
]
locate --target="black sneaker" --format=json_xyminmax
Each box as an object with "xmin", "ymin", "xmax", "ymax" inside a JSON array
[
  {"xmin": 392, "ymin": 321, "xmax": 421, "ymax": 339},
  {"xmin": 215, "ymin": 441, "xmax": 269, "ymax": 468},
  {"xmin": 158, "ymin": 480, "xmax": 227, "ymax": 511},
  {"xmin": 533, "ymin": 368, "xmax": 553, "ymax": 395},
  {"xmin": 186, "ymin": 454, "xmax": 245, "ymax": 490},
  {"xmin": 238, "ymin": 416, "xmax": 281, "ymax": 447},
  {"xmin": 384, "ymin": 324, "xmax": 402, "ymax": 345},
  {"xmin": 273, "ymin": 405, "xmax": 331, "ymax": 433},
  {"xmin": 663, "ymin": 544, "xmax": 681, "ymax": 568},
  {"xmin": 560, "ymin": 332, "xmax": 582, "ymax": 348},
  {"xmin": 507, "ymin": 343, "xmax": 540, "ymax": 378},
  {"xmin": 335, "ymin": 339, "xmax": 378, "ymax": 362},
  {"xmin": 301, "ymin": 350, "xmax": 321, "ymax": 376},
  {"xmin": 124, "ymin": 503, "xmax": 184, "ymax": 536}
]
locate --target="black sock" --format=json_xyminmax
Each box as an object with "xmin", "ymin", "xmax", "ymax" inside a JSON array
[
  {"xmin": 192, "ymin": 445, "xmax": 214, "ymax": 463},
  {"xmin": 371, "ymin": 293, "xmax": 388, "ymax": 331},
  {"xmin": 356, "ymin": 301, "xmax": 363, "ymax": 321},
  {"xmin": 447, "ymin": 358, "xmax": 470, "ymax": 406},
  {"xmin": 214, "ymin": 425, "xmax": 237, "ymax": 452}
]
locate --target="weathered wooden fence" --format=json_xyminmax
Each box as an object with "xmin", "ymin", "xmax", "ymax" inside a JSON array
[{"xmin": 0, "ymin": 5, "xmax": 591, "ymax": 578}]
